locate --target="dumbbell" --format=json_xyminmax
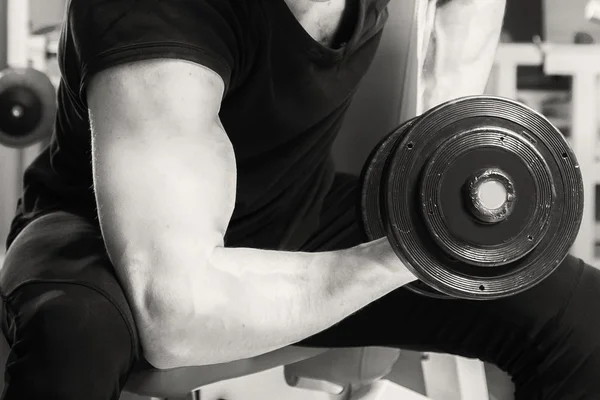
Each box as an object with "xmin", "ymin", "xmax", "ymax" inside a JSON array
[
  {"xmin": 359, "ymin": 96, "xmax": 584, "ymax": 300},
  {"xmin": 0, "ymin": 67, "xmax": 56, "ymax": 148}
]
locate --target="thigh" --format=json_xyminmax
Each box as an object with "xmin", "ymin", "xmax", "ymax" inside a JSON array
[
  {"xmin": 1, "ymin": 282, "xmax": 137, "ymax": 399},
  {"xmin": 0, "ymin": 211, "xmax": 139, "ymax": 353},
  {"xmin": 298, "ymin": 173, "xmax": 600, "ymax": 398},
  {"xmin": 303, "ymin": 255, "xmax": 600, "ymax": 398}
]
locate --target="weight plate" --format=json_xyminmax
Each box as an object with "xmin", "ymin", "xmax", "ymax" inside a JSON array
[
  {"xmin": 359, "ymin": 118, "xmax": 451, "ymax": 300},
  {"xmin": 421, "ymin": 127, "xmax": 553, "ymax": 266},
  {"xmin": 360, "ymin": 119, "xmax": 414, "ymax": 240},
  {"xmin": 383, "ymin": 96, "xmax": 583, "ymax": 300},
  {"xmin": 0, "ymin": 67, "xmax": 56, "ymax": 148}
]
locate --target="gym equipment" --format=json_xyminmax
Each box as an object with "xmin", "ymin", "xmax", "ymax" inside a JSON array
[
  {"xmin": 361, "ymin": 117, "xmax": 449, "ymax": 299},
  {"xmin": 360, "ymin": 95, "xmax": 583, "ymax": 300},
  {"xmin": 0, "ymin": 0, "xmax": 57, "ymax": 248},
  {"xmin": 0, "ymin": 67, "xmax": 56, "ymax": 148}
]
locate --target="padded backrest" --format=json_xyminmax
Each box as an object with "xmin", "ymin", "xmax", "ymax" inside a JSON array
[
  {"xmin": 125, "ymin": 347, "xmax": 331, "ymax": 398},
  {"xmin": 284, "ymin": 347, "xmax": 401, "ymax": 388}
]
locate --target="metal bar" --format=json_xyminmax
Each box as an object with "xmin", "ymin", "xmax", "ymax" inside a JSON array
[{"xmin": 7, "ymin": 0, "xmax": 29, "ymax": 68}]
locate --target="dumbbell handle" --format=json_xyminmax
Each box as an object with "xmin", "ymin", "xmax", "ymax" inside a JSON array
[{"xmin": 7, "ymin": 0, "xmax": 29, "ymax": 68}]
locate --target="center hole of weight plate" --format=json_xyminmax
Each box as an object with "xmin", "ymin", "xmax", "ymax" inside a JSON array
[
  {"xmin": 465, "ymin": 168, "xmax": 517, "ymax": 224},
  {"xmin": 477, "ymin": 180, "xmax": 507, "ymax": 210}
]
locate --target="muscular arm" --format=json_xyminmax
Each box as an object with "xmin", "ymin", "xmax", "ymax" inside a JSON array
[
  {"xmin": 89, "ymin": 59, "xmax": 414, "ymax": 369},
  {"xmin": 420, "ymin": 0, "xmax": 506, "ymax": 109}
]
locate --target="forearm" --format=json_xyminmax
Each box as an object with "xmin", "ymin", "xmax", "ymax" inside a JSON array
[
  {"xmin": 421, "ymin": 0, "xmax": 506, "ymax": 109},
  {"xmin": 160, "ymin": 238, "xmax": 411, "ymax": 368}
]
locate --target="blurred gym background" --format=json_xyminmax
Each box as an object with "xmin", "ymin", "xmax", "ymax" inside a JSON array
[{"xmin": 0, "ymin": 0, "xmax": 599, "ymax": 399}]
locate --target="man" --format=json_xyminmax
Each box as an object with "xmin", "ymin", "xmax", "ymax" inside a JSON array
[{"xmin": 1, "ymin": 0, "xmax": 598, "ymax": 399}]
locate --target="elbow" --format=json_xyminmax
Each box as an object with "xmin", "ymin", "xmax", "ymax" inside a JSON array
[
  {"xmin": 141, "ymin": 309, "xmax": 234, "ymax": 370},
  {"xmin": 137, "ymin": 296, "xmax": 196, "ymax": 370},
  {"xmin": 142, "ymin": 322, "xmax": 186, "ymax": 370},
  {"xmin": 141, "ymin": 305, "xmax": 222, "ymax": 370},
  {"xmin": 135, "ymin": 272, "xmax": 232, "ymax": 369},
  {"xmin": 132, "ymin": 271, "xmax": 199, "ymax": 369},
  {"xmin": 109, "ymin": 241, "xmax": 232, "ymax": 368}
]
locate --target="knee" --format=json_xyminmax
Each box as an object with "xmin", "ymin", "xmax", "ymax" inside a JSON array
[
  {"xmin": 9, "ymin": 282, "xmax": 134, "ymax": 351},
  {"xmin": 3, "ymin": 283, "xmax": 137, "ymax": 397}
]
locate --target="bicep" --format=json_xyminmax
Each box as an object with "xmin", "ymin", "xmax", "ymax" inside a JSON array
[{"xmin": 88, "ymin": 59, "xmax": 236, "ymax": 309}]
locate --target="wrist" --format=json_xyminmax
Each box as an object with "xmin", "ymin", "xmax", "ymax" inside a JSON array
[{"xmin": 351, "ymin": 238, "xmax": 417, "ymax": 286}]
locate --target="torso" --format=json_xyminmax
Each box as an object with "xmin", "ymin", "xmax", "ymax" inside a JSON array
[{"xmin": 10, "ymin": 0, "xmax": 390, "ymax": 251}]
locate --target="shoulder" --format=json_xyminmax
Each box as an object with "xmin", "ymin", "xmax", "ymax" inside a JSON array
[
  {"xmin": 62, "ymin": 0, "xmax": 259, "ymax": 101},
  {"xmin": 65, "ymin": 0, "xmax": 254, "ymax": 44}
]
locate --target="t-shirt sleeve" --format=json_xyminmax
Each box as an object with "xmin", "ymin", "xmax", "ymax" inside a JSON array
[{"xmin": 66, "ymin": 0, "xmax": 243, "ymax": 99}]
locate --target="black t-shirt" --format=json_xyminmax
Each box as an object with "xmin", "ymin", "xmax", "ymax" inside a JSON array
[{"xmin": 7, "ymin": 0, "xmax": 389, "ymax": 251}]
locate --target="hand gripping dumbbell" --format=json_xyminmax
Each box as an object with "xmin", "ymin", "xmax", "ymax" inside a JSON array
[{"xmin": 359, "ymin": 96, "xmax": 584, "ymax": 300}]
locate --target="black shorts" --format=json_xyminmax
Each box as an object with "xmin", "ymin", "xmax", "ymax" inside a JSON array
[{"xmin": 1, "ymin": 173, "xmax": 600, "ymax": 399}]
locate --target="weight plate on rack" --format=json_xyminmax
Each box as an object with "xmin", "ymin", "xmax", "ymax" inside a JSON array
[{"xmin": 0, "ymin": 67, "xmax": 56, "ymax": 148}]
